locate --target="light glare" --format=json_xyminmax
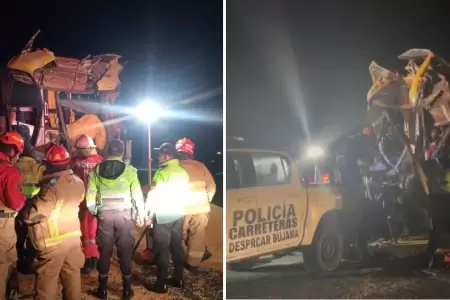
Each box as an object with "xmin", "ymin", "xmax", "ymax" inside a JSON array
[
  {"xmin": 134, "ymin": 100, "xmax": 166, "ymax": 123},
  {"xmin": 306, "ymin": 146, "xmax": 324, "ymax": 159}
]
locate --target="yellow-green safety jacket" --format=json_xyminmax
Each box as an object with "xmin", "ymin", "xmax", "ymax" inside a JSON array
[
  {"xmin": 14, "ymin": 156, "xmax": 45, "ymax": 199},
  {"xmin": 86, "ymin": 156, "xmax": 145, "ymax": 220},
  {"xmin": 145, "ymin": 158, "xmax": 190, "ymax": 224}
]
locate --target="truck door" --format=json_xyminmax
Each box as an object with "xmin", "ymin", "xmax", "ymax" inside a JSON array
[
  {"xmin": 226, "ymin": 151, "xmax": 259, "ymax": 261},
  {"xmin": 249, "ymin": 151, "xmax": 308, "ymax": 255}
]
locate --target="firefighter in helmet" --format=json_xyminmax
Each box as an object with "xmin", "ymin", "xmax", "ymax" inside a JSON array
[
  {"xmin": 23, "ymin": 144, "xmax": 85, "ymax": 300},
  {"xmin": 0, "ymin": 131, "xmax": 26, "ymax": 299},
  {"xmin": 176, "ymin": 138, "xmax": 215, "ymax": 272},
  {"xmin": 87, "ymin": 139, "xmax": 146, "ymax": 300},
  {"xmin": 72, "ymin": 134, "xmax": 103, "ymax": 274},
  {"xmin": 14, "ymin": 127, "xmax": 44, "ymax": 275}
]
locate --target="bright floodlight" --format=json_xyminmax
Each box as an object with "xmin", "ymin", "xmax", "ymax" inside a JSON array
[
  {"xmin": 134, "ymin": 101, "xmax": 166, "ymax": 123},
  {"xmin": 306, "ymin": 146, "xmax": 325, "ymax": 159}
]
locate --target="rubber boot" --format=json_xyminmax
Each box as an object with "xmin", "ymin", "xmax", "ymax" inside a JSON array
[
  {"xmin": 150, "ymin": 268, "xmax": 169, "ymax": 294},
  {"xmin": 17, "ymin": 259, "xmax": 33, "ymax": 275},
  {"xmin": 122, "ymin": 276, "xmax": 134, "ymax": 300},
  {"xmin": 169, "ymin": 264, "xmax": 185, "ymax": 288},
  {"xmin": 91, "ymin": 257, "xmax": 98, "ymax": 271},
  {"xmin": 89, "ymin": 276, "xmax": 108, "ymax": 299},
  {"xmin": 81, "ymin": 258, "xmax": 92, "ymax": 275},
  {"xmin": 6, "ymin": 267, "xmax": 20, "ymax": 300}
]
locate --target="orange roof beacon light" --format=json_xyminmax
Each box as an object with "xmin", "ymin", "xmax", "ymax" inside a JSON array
[{"xmin": 321, "ymin": 173, "xmax": 330, "ymax": 184}]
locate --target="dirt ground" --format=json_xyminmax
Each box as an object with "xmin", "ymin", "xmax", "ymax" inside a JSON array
[
  {"xmin": 18, "ymin": 205, "xmax": 223, "ymax": 300},
  {"xmin": 226, "ymin": 255, "xmax": 450, "ymax": 299}
]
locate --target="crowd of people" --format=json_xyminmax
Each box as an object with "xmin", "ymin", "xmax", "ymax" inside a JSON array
[{"xmin": 0, "ymin": 130, "xmax": 216, "ymax": 300}]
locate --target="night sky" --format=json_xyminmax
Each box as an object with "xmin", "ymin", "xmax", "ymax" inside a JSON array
[
  {"xmin": 0, "ymin": 1, "xmax": 222, "ymax": 175},
  {"xmin": 227, "ymin": 0, "xmax": 450, "ymax": 157}
]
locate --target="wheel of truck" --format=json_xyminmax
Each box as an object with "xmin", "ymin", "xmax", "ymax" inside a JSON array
[{"xmin": 303, "ymin": 219, "xmax": 344, "ymax": 274}]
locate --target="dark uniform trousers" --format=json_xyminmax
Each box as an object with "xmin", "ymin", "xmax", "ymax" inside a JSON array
[
  {"xmin": 96, "ymin": 210, "xmax": 135, "ymax": 278},
  {"xmin": 15, "ymin": 198, "xmax": 36, "ymax": 269},
  {"xmin": 153, "ymin": 217, "xmax": 185, "ymax": 281}
]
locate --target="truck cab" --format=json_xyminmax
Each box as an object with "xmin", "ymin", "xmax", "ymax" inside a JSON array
[{"xmin": 226, "ymin": 148, "xmax": 345, "ymax": 273}]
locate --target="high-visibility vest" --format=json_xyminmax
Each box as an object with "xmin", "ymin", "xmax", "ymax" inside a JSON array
[{"xmin": 15, "ymin": 156, "xmax": 44, "ymax": 198}]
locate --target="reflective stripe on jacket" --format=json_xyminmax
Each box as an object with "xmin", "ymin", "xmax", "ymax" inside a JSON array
[
  {"xmin": 25, "ymin": 169, "xmax": 85, "ymax": 251},
  {"xmin": 14, "ymin": 156, "xmax": 44, "ymax": 198},
  {"xmin": 86, "ymin": 156, "xmax": 145, "ymax": 220},
  {"xmin": 179, "ymin": 159, "xmax": 216, "ymax": 215}
]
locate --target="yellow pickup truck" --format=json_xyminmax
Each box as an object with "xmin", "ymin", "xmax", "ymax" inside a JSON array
[{"xmin": 226, "ymin": 148, "xmax": 346, "ymax": 273}]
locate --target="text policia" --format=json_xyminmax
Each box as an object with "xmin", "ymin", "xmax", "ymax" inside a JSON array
[{"xmin": 228, "ymin": 203, "xmax": 299, "ymax": 253}]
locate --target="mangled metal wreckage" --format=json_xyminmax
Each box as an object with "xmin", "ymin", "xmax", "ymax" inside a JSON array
[
  {"xmin": 0, "ymin": 30, "xmax": 128, "ymax": 157},
  {"xmin": 361, "ymin": 48, "xmax": 450, "ymax": 260}
]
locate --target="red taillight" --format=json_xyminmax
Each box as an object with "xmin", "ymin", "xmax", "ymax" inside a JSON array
[{"xmin": 322, "ymin": 173, "xmax": 330, "ymax": 184}]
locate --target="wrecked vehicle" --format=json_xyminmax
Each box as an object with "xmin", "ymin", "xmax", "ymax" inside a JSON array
[
  {"xmin": 0, "ymin": 30, "xmax": 130, "ymax": 158},
  {"xmin": 347, "ymin": 49, "xmax": 450, "ymax": 263}
]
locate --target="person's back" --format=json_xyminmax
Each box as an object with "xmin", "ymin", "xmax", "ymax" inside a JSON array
[
  {"xmin": 24, "ymin": 144, "xmax": 85, "ymax": 300},
  {"xmin": 175, "ymin": 137, "xmax": 215, "ymax": 270},
  {"xmin": 27, "ymin": 169, "xmax": 85, "ymax": 250},
  {"xmin": 148, "ymin": 158, "xmax": 190, "ymax": 224},
  {"xmin": 89, "ymin": 157, "xmax": 140, "ymax": 212},
  {"xmin": 14, "ymin": 155, "xmax": 44, "ymax": 274},
  {"xmin": 87, "ymin": 139, "xmax": 145, "ymax": 299},
  {"xmin": 179, "ymin": 159, "xmax": 215, "ymax": 215},
  {"xmin": 15, "ymin": 156, "xmax": 44, "ymax": 198}
]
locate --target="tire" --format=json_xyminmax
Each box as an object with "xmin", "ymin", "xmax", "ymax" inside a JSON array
[{"xmin": 303, "ymin": 219, "xmax": 344, "ymax": 274}]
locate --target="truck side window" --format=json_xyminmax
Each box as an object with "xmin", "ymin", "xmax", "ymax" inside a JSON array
[
  {"xmin": 226, "ymin": 151, "xmax": 257, "ymax": 189},
  {"xmin": 251, "ymin": 152, "xmax": 291, "ymax": 186},
  {"xmin": 226, "ymin": 153, "xmax": 241, "ymax": 189}
]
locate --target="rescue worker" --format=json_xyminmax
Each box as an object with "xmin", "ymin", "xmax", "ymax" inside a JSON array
[
  {"xmin": 0, "ymin": 131, "xmax": 26, "ymax": 300},
  {"xmin": 14, "ymin": 128, "xmax": 44, "ymax": 275},
  {"xmin": 176, "ymin": 138, "xmax": 216, "ymax": 272},
  {"xmin": 145, "ymin": 143, "xmax": 190, "ymax": 293},
  {"xmin": 71, "ymin": 134, "xmax": 103, "ymax": 274},
  {"xmin": 87, "ymin": 139, "xmax": 146, "ymax": 300},
  {"xmin": 23, "ymin": 144, "xmax": 85, "ymax": 300}
]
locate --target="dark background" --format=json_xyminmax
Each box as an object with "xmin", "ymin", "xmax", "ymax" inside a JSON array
[
  {"xmin": 0, "ymin": 1, "xmax": 223, "ymax": 197},
  {"xmin": 227, "ymin": 0, "xmax": 450, "ymax": 158}
]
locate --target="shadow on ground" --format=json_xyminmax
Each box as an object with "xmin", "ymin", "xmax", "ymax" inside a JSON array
[
  {"xmin": 226, "ymin": 262, "xmax": 450, "ymax": 299},
  {"xmin": 18, "ymin": 204, "xmax": 223, "ymax": 300}
]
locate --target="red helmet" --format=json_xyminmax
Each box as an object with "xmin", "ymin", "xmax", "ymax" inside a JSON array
[
  {"xmin": 175, "ymin": 138, "xmax": 194, "ymax": 157},
  {"xmin": 74, "ymin": 134, "xmax": 96, "ymax": 149},
  {"xmin": 46, "ymin": 144, "xmax": 71, "ymax": 166},
  {"xmin": 0, "ymin": 131, "xmax": 24, "ymax": 153}
]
